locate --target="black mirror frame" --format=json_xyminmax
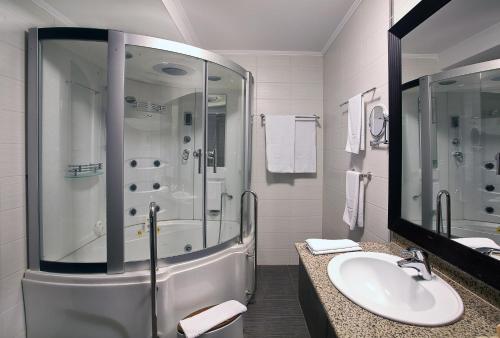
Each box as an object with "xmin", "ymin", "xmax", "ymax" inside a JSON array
[{"xmin": 388, "ymin": 0, "xmax": 500, "ymax": 290}]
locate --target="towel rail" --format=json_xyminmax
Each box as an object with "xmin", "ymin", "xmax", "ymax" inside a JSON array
[
  {"xmin": 351, "ymin": 169, "xmax": 372, "ymax": 180},
  {"xmin": 259, "ymin": 113, "xmax": 320, "ymax": 122},
  {"xmin": 339, "ymin": 87, "xmax": 376, "ymax": 107}
]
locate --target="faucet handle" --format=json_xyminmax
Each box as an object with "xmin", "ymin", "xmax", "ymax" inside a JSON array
[{"xmin": 402, "ymin": 247, "xmax": 428, "ymax": 261}]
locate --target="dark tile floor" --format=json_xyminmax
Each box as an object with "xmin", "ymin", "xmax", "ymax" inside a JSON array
[{"xmin": 243, "ymin": 265, "xmax": 311, "ymax": 338}]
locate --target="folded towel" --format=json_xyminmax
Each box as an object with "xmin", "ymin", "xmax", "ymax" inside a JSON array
[
  {"xmin": 452, "ymin": 237, "xmax": 500, "ymax": 249},
  {"xmin": 345, "ymin": 94, "xmax": 364, "ymax": 154},
  {"xmin": 265, "ymin": 115, "xmax": 295, "ymax": 173},
  {"xmin": 294, "ymin": 117, "xmax": 317, "ymax": 173},
  {"xmin": 305, "ymin": 238, "xmax": 359, "ymax": 252},
  {"xmin": 306, "ymin": 244, "xmax": 362, "ymax": 255},
  {"xmin": 179, "ymin": 300, "xmax": 247, "ymax": 338},
  {"xmin": 343, "ymin": 171, "xmax": 364, "ymax": 230}
]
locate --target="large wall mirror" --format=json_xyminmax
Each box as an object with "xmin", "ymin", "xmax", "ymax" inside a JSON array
[{"xmin": 389, "ymin": 0, "xmax": 500, "ymax": 289}]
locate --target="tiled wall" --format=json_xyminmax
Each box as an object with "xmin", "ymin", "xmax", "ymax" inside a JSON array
[
  {"xmin": 221, "ymin": 53, "xmax": 324, "ymax": 264},
  {"xmin": 322, "ymin": 0, "xmax": 391, "ymax": 242},
  {"xmin": 0, "ymin": 2, "xmax": 59, "ymax": 337}
]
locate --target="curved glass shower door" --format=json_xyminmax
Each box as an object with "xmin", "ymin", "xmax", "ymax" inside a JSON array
[{"xmin": 123, "ymin": 45, "xmax": 205, "ymax": 262}]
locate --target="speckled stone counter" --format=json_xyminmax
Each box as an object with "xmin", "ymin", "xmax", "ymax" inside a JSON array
[{"xmin": 296, "ymin": 242, "xmax": 500, "ymax": 338}]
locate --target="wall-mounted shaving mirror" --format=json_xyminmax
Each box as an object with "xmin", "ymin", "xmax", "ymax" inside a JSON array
[
  {"xmin": 368, "ymin": 104, "xmax": 388, "ymax": 146},
  {"xmin": 389, "ymin": 0, "xmax": 500, "ymax": 289}
]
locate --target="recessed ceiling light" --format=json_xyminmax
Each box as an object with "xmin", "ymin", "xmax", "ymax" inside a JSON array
[
  {"xmin": 439, "ymin": 80, "xmax": 457, "ymax": 86},
  {"xmin": 152, "ymin": 62, "xmax": 192, "ymax": 76},
  {"xmin": 208, "ymin": 75, "xmax": 222, "ymax": 81}
]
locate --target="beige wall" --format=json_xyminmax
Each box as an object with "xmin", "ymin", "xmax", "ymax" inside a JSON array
[
  {"xmin": 0, "ymin": 2, "xmax": 61, "ymax": 337},
  {"xmin": 221, "ymin": 53, "xmax": 324, "ymax": 264},
  {"xmin": 322, "ymin": 0, "xmax": 391, "ymax": 243}
]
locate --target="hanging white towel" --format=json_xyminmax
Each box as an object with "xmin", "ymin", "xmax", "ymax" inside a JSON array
[
  {"xmin": 343, "ymin": 171, "xmax": 364, "ymax": 230},
  {"xmin": 345, "ymin": 94, "xmax": 364, "ymax": 154},
  {"xmin": 179, "ymin": 300, "xmax": 247, "ymax": 338},
  {"xmin": 265, "ymin": 115, "xmax": 295, "ymax": 173},
  {"xmin": 294, "ymin": 118, "xmax": 317, "ymax": 173}
]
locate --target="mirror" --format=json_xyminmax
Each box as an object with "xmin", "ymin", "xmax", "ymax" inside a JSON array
[
  {"xmin": 368, "ymin": 105, "xmax": 388, "ymax": 146},
  {"xmin": 398, "ymin": 0, "xmax": 500, "ymax": 261}
]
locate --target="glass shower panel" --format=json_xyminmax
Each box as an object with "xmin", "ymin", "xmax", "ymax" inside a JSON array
[
  {"xmin": 430, "ymin": 69, "xmax": 500, "ymax": 243},
  {"xmin": 205, "ymin": 63, "xmax": 245, "ymax": 247},
  {"xmin": 40, "ymin": 40, "xmax": 108, "ymax": 263},
  {"xmin": 123, "ymin": 45, "xmax": 205, "ymax": 262}
]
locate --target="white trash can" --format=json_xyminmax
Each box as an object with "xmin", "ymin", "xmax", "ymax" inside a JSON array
[{"xmin": 176, "ymin": 305, "xmax": 244, "ymax": 338}]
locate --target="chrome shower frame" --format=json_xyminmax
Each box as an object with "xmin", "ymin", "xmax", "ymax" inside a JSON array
[{"xmin": 26, "ymin": 27, "xmax": 254, "ymax": 274}]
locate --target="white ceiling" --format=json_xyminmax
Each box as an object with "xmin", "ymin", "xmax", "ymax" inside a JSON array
[
  {"xmin": 31, "ymin": 0, "xmax": 357, "ymax": 53},
  {"xmin": 179, "ymin": 0, "xmax": 356, "ymax": 52}
]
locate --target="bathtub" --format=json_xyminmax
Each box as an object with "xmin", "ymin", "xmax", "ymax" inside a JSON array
[{"xmin": 23, "ymin": 220, "xmax": 255, "ymax": 338}]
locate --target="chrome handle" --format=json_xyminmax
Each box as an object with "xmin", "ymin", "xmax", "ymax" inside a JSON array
[
  {"xmin": 148, "ymin": 202, "xmax": 158, "ymax": 338},
  {"xmin": 436, "ymin": 190, "xmax": 451, "ymax": 238},
  {"xmin": 496, "ymin": 153, "xmax": 500, "ymax": 175},
  {"xmin": 208, "ymin": 149, "xmax": 217, "ymax": 173},
  {"xmin": 193, "ymin": 148, "xmax": 202, "ymax": 174},
  {"xmin": 240, "ymin": 190, "xmax": 258, "ymax": 302}
]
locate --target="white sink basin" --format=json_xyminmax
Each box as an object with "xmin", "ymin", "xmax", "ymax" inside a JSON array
[{"xmin": 327, "ymin": 252, "xmax": 463, "ymax": 326}]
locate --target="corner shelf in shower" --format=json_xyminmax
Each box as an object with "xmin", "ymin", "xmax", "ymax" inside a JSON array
[{"xmin": 65, "ymin": 163, "xmax": 104, "ymax": 178}]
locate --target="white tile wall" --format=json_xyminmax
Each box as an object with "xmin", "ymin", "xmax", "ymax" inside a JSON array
[
  {"xmin": 0, "ymin": 1, "xmax": 60, "ymax": 337},
  {"xmin": 222, "ymin": 53, "xmax": 324, "ymax": 265},
  {"xmin": 322, "ymin": 0, "xmax": 391, "ymax": 243}
]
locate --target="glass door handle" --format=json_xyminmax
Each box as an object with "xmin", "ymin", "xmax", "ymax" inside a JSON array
[
  {"xmin": 208, "ymin": 148, "xmax": 217, "ymax": 173},
  {"xmin": 496, "ymin": 153, "xmax": 500, "ymax": 175},
  {"xmin": 193, "ymin": 148, "xmax": 202, "ymax": 174},
  {"xmin": 148, "ymin": 202, "xmax": 158, "ymax": 338}
]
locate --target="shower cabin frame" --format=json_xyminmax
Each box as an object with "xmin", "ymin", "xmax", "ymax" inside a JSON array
[{"xmin": 26, "ymin": 27, "xmax": 254, "ymax": 274}]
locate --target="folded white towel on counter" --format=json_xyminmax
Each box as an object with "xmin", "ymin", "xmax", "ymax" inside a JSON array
[
  {"xmin": 265, "ymin": 115, "xmax": 295, "ymax": 173},
  {"xmin": 305, "ymin": 238, "xmax": 362, "ymax": 255},
  {"xmin": 179, "ymin": 300, "xmax": 247, "ymax": 338},
  {"xmin": 452, "ymin": 237, "xmax": 500, "ymax": 249}
]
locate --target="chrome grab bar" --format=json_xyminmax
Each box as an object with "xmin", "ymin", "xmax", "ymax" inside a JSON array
[
  {"xmin": 149, "ymin": 202, "xmax": 158, "ymax": 338},
  {"xmin": 436, "ymin": 190, "xmax": 451, "ymax": 238},
  {"xmin": 208, "ymin": 148, "xmax": 217, "ymax": 173},
  {"xmin": 240, "ymin": 190, "xmax": 258, "ymax": 302}
]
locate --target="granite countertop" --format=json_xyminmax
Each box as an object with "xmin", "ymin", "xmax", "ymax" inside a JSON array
[{"xmin": 296, "ymin": 242, "xmax": 500, "ymax": 338}]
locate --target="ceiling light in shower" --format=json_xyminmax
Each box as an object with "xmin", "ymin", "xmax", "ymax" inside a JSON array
[
  {"xmin": 208, "ymin": 75, "xmax": 222, "ymax": 81},
  {"xmin": 439, "ymin": 80, "xmax": 457, "ymax": 86},
  {"xmin": 490, "ymin": 75, "xmax": 500, "ymax": 81},
  {"xmin": 152, "ymin": 62, "xmax": 192, "ymax": 76}
]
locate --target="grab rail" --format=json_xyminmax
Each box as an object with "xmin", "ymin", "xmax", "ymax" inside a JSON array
[
  {"xmin": 240, "ymin": 190, "xmax": 258, "ymax": 302},
  {"xmin": 149, "ymin": 202, "xmax": 159, "ymax": 338}
]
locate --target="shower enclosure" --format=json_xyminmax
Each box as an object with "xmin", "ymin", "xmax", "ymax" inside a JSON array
[
  {"xmin": 23, "ymin": 28, "xmax": 255, "ymax": 338},
  {"xmin": 402, "ymin": 59, "xmax": 500, "ymax": 245}
]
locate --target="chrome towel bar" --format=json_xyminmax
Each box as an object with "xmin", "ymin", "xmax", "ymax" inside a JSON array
[{"xmin": 339, "ymin": 87, "xmax": 376, "ymax": 107}]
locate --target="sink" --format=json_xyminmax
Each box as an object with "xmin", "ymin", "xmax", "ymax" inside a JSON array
[{"xmin": 327, "ymin": 252, "xmax": 464, "ymax": 326}]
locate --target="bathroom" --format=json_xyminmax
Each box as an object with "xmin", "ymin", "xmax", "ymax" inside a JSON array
[{"xmin": 0, "ymin": 0, "xmax": 499, "ymax": 337}]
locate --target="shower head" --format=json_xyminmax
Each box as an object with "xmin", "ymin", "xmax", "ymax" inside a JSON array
[{"xmin": 152, "ymin": 62, "xmax": 191, "ymax": 76}]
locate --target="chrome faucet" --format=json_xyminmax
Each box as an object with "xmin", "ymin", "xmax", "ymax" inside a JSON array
[{"xmin": 397, "ymin": 247, "xmax": 432, "ymax": 281}]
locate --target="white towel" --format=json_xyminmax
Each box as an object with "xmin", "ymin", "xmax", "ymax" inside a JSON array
[
  {"xmin": 452, "ymin": 237, "xmax": 500, "ymax": 249},
  {"xmin": 343, "ymin": 171, "xmax": 364, "ymax": 230},
  {"xmin": 265, "ymin": 115, "xmax": 295, "ymax": 173},
  {"xmin": 179, "ymin": 300, "xmax": 247, "ymax": 338},
  {"xmin": 345, "ymin": 94, "xmax": 364, "ymax": 154},
  {"xmin": 306, "ymin": 245, "xmax": 363, "ymax": 255},
  {"xmin": 306, "ymin": 238, "xmax": 359, "ymax": 252},
  {"xmin": 294, "ymin": 118, "xmax": 317, "ymax": 173}
]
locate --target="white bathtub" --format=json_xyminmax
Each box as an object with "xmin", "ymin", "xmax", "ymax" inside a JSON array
[
  {"xmin": 23, "ymin": 222, "xmax": 255, "ymax": 338},
  {"xmin": 59, "ymin": 220, "xmax": 241, "ymax": 263}
]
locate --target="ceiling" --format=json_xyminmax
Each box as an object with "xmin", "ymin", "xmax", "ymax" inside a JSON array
[{"xmin": 29, "ymin": 0, "xmax": 357, "ymax": 53}]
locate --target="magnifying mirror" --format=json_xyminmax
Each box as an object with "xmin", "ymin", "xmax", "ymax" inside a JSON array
[{"xmin": 369, "ymin": 104, "xmax": 388, "ymax": 146}]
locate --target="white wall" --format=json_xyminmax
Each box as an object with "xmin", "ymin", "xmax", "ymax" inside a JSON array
[
  {"xmin": 221, "ymin": 53, "xmax": 324, "ymax": 264},
  {"xmin": 322, "ymin": 0, "xmax": 391, "ymax": 242},
  {"xmin": 0, "ymin": 2, "xmax": 62, "ymax": 337}
]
